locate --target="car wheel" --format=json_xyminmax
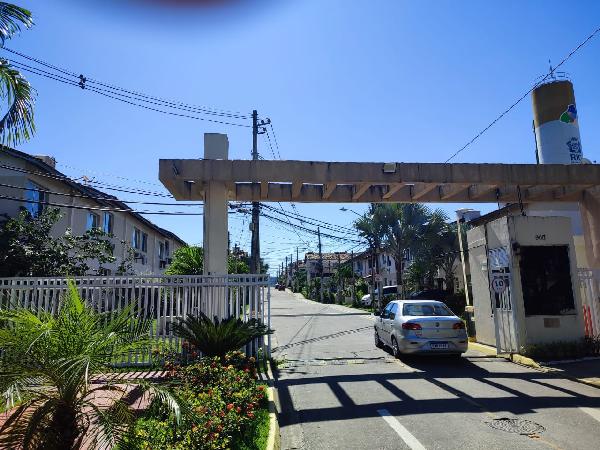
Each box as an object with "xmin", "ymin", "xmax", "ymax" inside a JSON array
[
  {"xmin": 391, "ymin": 337, "xmax": 401, "ymax": 359},
  {"xmin": 374, "ymin": 331, "xmax": 383, "ymax": 348}
]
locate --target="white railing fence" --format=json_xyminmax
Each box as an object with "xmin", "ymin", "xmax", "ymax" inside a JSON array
[
  {"xmin": 0, "ymin": 274, "xmax": 271, "ymax": 365},
  {"xmin": 579, "ymin": 269, "xmax": 600, "ymax": 338}
]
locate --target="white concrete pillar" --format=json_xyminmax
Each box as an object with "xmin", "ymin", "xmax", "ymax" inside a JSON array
[{"xmin": 203, "ymin": 133, "xmax": 229, "ymax": 275}]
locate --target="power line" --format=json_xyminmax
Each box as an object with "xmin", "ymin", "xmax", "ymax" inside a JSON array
[
  {"xmin": 0, "ymin": 180, "xmax": 203, "ymax": 207},
  {"xmin": 2, "ymin": 47, "xmax": 250, "ymax": 118},
  {"xmin": 58, "ymin": 162, "xmax": 165, "ymax": 188},
  {"xmin": 445, "ymin": 25, "xmax": 600, "ymax": 163},
  {"xmin": 261, "ymin": 203, "xmax": 356, "ymax": 234},
  {"xmin": 0, "ymin": 163, "xmax": 175, "ymax": 198},
  {"xmin": 0, "ymin": 193, "xmax": 204, "ymax": 216},
  {"xmin": 8, "ymin": 60, "xmax": 252, "ymax": 128}
]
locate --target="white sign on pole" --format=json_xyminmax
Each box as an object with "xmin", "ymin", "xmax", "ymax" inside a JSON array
[
  {"xmin": 374, "ymin": 274, "xmax": 382, "ymax": 283},
  {"xmin": 491, "ymin": 276, "xmax": 507, "ymax": 294}
]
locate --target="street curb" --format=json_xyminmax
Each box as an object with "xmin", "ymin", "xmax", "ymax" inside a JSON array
[
  {"xmin": 468, "ymin": 342, "xmax": 543, "ymax": 369},
  {"xmin": 265, "ymin": 359, "xmax": 281, "ymax": 450}
]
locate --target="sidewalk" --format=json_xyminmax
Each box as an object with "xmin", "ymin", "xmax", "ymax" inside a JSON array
[
  {"xmin": 469, "ymin": 341, "xmax": 600, "ymax": 389},
  {"xmin": 545, "ymin": 358, "xmax": 600, "ymax": 388}
]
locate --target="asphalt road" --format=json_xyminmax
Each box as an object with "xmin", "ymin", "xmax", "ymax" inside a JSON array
[{"xmin": 270, "ymin": 289, "xmax": 600, "ymax": 450}]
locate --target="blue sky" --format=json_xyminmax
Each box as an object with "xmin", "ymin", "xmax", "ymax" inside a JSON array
[{"xmin": 9, "ymin": 0, "xmax": 600, "ymax": 273}]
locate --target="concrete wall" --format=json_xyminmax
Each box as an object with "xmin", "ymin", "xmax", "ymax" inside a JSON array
[
  {"xmin": 0, "ymin": 153, "xmax": 183, "ymax": 276},
  {"xmin": 468, "ymin": 214, "xmax": 585, "ymax": 349},
  {"xmin": 509, "ymin": 215, "xmax": 585, "ymax": 345}
]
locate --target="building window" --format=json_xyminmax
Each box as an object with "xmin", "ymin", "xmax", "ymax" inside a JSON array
[
  {"xmin": 132, "ymin": 227, "xmax": 141, "ymax": 250},
  {"xmin": 165, "ymin": 241, "xmax": 170, "ymax": 257},
  {"xmin": 159, "ymin": 241, "xmax": 165, "ymax": 260},
  {"xmin": 141, "ymin": 232, "xmax": 148, "ymax": 253},
  {"xmin": 24, "ymin": 180, "xmax": 47, "ymax": 217},
  {"xmin": 86, "ymin": 212, "xmax": 100, "ymax": 230},
  {"xmin": 103, "ymin": 212, "xmax": 113, "ymax": 234}
]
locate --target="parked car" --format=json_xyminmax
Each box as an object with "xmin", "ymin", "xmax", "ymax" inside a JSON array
[
  {"xmin": 373, "ymin": 299, "xmax": 467, "ymax": 357},
  {"xmin": 360, "ymin": 285, "xmax": 400, "ymax": 307}
]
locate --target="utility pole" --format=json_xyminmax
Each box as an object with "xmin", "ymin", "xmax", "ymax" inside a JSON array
[
  {"xmin": 351, "ymin": 250, "xmax": 355, "ymax": 303},
  {"xmin": 285, "ymin": 255, "xmax": 288, "ymax": 287},
  {"xmin": 318, "ymin": 227, "xmax": 323, "ymax": 303},
  {"xmin": 337, "ymin": 252, "xmax": 341, "ymax": 304},
  {"xmin": 250, "ymin": 110, "xmax": 261, "ymax": 274}
]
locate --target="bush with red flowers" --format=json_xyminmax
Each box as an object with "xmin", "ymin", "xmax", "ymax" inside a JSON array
[{"xmin": 122, "ymin": 351, "xmax": 268, "ymax": 449}]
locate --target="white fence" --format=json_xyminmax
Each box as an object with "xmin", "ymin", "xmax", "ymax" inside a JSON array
[
  {"xmin": 0, "ymin": 274, "xmax": 271, "ymax": 365},
  {"xmin": 579, "ymin": 269, "xmax": 600, "ymax": 338}
]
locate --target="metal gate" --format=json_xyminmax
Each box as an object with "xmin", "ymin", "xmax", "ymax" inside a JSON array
[{"xmin": 488, "ymin": 247, "xmax": 520, "ymax": 354}]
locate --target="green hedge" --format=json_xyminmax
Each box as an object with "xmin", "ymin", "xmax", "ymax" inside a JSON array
[{"xmin": 522, "ymin": 336, "xmax": 600, "ymax": 361}]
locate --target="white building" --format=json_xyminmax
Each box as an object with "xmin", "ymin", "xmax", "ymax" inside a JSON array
[{"xmin": 0, "ymin": 148, "xmax": 185, "ymax": 275}]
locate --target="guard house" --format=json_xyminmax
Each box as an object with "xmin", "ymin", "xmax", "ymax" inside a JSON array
[{"xmin": 467, "ymin": 205, "xmax": 585, "ymax": 353}]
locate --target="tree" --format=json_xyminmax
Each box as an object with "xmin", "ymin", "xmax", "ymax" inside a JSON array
[
  {"xmin": 165, "ymin": 246, "xmax": 204, "ymax": 275},
  {"xmin": 0, "ymin": 208, "xmax": 116, "ymax": 277},
  {"xmin": 0, "ymin": 281, "xmax": 181, "ymax": 449},
  {"xmin": 354, "ymin": 204, "xmax": 387, "ymax": 309},
  {"xmin": 0, "ymin": 3, "xmax": 36, "ymax": 145},
  {"xmin": 165, "ymin": 245, "xmax": 253, "ymax": 275},
  {"xmin": 380, "ymin": 203, "xmax": 431, "ymax": 292}
]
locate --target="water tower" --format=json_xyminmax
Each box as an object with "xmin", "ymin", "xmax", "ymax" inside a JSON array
[
  {"xmin": 527, "ymin": 74, "xmax": 589, "ymax": 267},
  {"xmin": 531, "ymin": 75, "xmax": 583, "ymax": 164}
]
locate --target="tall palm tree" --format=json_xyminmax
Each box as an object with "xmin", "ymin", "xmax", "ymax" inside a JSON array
[
  {"xmin": 354, "ymin": 204, "xmax": 387, "ymax": 309},
  {"xmin": 0, "ymin": 281, "xmax": 182, "ymax": 449},
  {"xmin": 0, "ymin": 3, "xmax": 36, "ymax": 145},
  {"xmin": 381, "ymin": 203, "xmax": 431, "ymax": 295}
]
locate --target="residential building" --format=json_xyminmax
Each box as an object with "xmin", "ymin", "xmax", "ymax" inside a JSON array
[
  {"xmin": 352, "ymin": 250, "xmax": 399, "ymax": 286},
  {"xmin": 304, "ymin": 251, "xmax": 351, "ymax": 280},
  {"xmin": 0, "ymin": 147, "xmax": 186, "ymax": 275}
]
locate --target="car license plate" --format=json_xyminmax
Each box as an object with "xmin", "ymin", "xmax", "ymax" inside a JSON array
[{"xmin": 430, "ymin": 342, "xmax": 449, "ymax": 349}]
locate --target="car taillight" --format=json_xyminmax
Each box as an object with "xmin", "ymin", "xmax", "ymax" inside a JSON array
[
  {"xmin": 402, "ymin": 322, "xmax": 422, "ymax": 330},
  {"xmin": 453, "ymin": 322, "xmax": 466, "ymax": 330}
]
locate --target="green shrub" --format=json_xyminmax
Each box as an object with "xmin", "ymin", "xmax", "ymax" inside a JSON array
[
  {"xmin": 123, "ymin": 352, "xmax": 268, "ymax": 449},
  {"xmin": 173, "ymin": 313, "xmax": 272, "ymax": 358}
]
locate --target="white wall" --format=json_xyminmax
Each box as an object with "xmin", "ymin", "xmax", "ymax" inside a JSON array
[{"xmin": 0, "ymin": 153, "xmax": 183, "ymax": 276}]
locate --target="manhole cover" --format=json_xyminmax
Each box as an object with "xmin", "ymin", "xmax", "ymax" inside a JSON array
[{"xmin": 487, "ymin": 418, "xmax": 545, "ymax": 435}]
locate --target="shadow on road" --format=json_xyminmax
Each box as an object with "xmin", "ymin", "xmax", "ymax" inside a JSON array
[{"xmin": 273, "ymin": 354, "xmax": 600, "ymax": 427}]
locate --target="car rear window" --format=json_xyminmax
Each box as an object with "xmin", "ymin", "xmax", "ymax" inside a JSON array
[{"xmin": 402, "ymin": 303, "xmax": 453, "ymax": 316}]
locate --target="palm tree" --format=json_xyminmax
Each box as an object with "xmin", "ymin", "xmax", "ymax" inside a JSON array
[
  {"xmin": 0, "ymin": 3, "xmax": 36, "ymax": 145},
  {"xmin": 354, "ymin": 204, "xmax": 387, "ymax": 309},
  {"xmin": 380, "ymin": 203, "xmax": 431, "ymax": 295},
  {"xmin": 0, "ymin": 281, "xmax": 182, "ymax": 449},
  {"xmin": 165, "ymin": 245, "xmax": 204, "ymax": 275},
  {"xmin": 173, "ymin": 313, "xmax": 272, "ymax": 358}
]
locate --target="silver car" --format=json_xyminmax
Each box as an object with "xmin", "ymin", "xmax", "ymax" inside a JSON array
[{"xmin": 373, "ymin": 300, "xmax": 468, "ymax": 357}]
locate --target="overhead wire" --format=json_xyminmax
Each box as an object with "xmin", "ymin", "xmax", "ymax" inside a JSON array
[
  {"xmin": 9, "ymin": 60, "xmax": 252, "ymax": 128},
  {"xmin": 2, "ymin": 47, "xmax": 250, "ymax": 119},
  {"xmin": 445, "ymin": 25, "xmax": 600, "ymax": 163},
  {"xmin": 0, "ymin": 180, "xmax": 203, "ymax": 207},
  {"xmin": 0, "ymin": 193, "xmax": 204, "ymax": 216},
  {"xmin": 0, "ymin": 163, "xmax": 175, "ymax": 198}
]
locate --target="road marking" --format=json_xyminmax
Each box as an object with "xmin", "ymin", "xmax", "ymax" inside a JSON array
[
  {"xmin": 377, "ymin": 409, "xmax": 426, "ymax": 450},
  {"xmin": 580, "ymin": 407, "xmax": 600, "ymax": 423}
]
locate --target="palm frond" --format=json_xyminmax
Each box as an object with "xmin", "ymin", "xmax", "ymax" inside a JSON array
[
  {"xmin": 86, "ymin": 399, "xmax": 134, "ymax": 449},
  {"xmin": 173, "ymin": 313, "xmax": 272, "ymax": 357},
  {"xmin": 134, "ymin": 380, "xmax": 183, "ymax": 425},
  {"xmin": 0, "ymin": 3, "xmax": 33, "ymax": 43},
  {"xmin": 0, "ymin": 58, "xmax": 35, "ymax": 145}
]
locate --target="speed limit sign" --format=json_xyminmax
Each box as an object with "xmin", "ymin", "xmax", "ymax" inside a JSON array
[{"xmin": 491, "ymin": 277, "xmax": 507, "ymax": 294}]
